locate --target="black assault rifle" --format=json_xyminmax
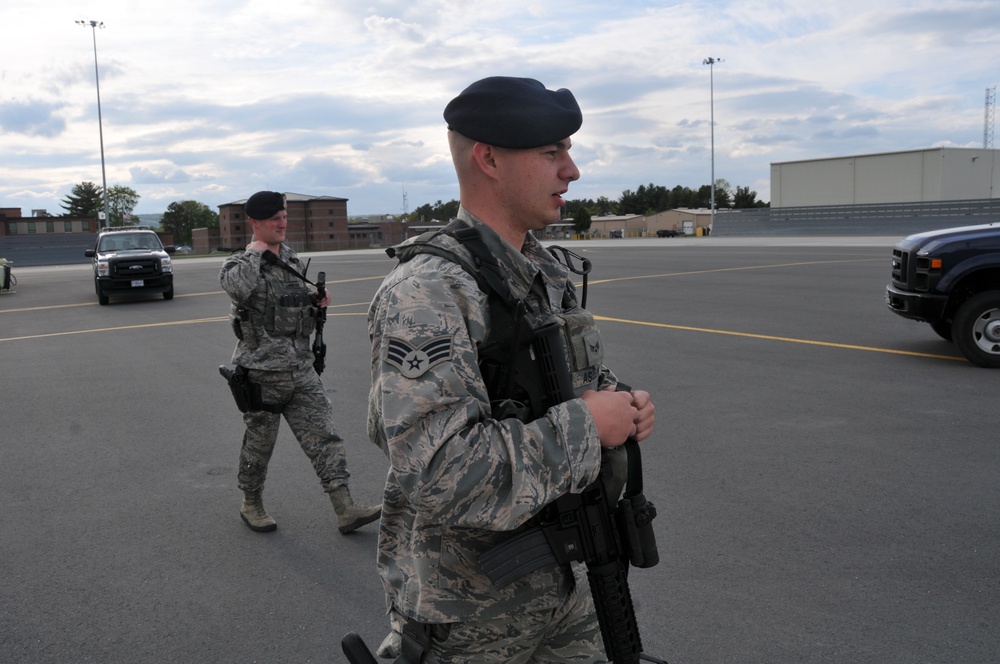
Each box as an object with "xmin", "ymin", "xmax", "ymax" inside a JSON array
[
  {"xmin": 477, "ymin": 322, "xmax": 666, "ymax": 664},
  {"xmin": 341, "ymin": 323, "xmax": 666, "ymax": 664},
  {"xmin": 312, "ymin": 271, "xmax": 327, "ymax": 375}
]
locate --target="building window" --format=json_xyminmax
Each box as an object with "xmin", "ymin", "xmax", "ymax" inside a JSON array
[
  {"xmin": 27, "ymin": 222, "xmax": 36, "ymax": 234},
  {"xmin": 82, "ymin": 221, "xmax": 91, "ymax": 232},
  {"xmin": 46, "ymin": 221, "xmax": 55, "ymax": 233},
  {"xmin": 8, "ymin": 223, "xmax": 16, "ymax": 234},
  {"xmin": 234, "ymin": 224, "xmax": 241, "ymax": 232},
  {"xmin": 64, "ymin": 221, "xmax": 73, "ymax": 232}
]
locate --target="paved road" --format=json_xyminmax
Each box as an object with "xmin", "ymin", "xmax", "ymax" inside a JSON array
[{"xmin": 2, "ymin": 238, "xmax": 996, "ymax": 663}]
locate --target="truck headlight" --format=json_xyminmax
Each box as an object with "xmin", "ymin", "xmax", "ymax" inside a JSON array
[
  {"xmin": 161, "ymin": 256, "xmax": 173, "ymax": 274},
  {"xmin": 96, "ymin": 260, "xmax": 109, "ymax": 277}
]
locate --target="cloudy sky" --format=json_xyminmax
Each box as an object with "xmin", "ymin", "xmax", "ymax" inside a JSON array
[{"xmin": 1, "ymin": 0, "xmax": 998, "ymax": 217}]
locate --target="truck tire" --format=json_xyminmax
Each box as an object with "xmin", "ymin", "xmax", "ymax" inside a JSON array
[
  {"xmin": 95, "ymin": 279, "xmax": 109, "ymax": 306},
  {"xmin": 952, "ymin": 291, "xmax": 1000, "ymax": 368}
]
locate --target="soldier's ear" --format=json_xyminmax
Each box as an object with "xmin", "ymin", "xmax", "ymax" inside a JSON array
[{"xmin": 471, "ymin": 142, "xmax": 500, "ymax": 180}]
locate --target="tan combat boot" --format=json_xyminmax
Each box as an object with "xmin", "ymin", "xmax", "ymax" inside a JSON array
[
  {"xmin": 240, "ymin": 490, "xmax": 277, "ymax": 532},
  {"xmin": 329, "ymin": 486, "xmax": 381, "ymax": 534}
]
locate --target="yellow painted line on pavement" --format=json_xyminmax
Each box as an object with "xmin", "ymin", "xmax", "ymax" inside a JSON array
[
  {"xmin": 0, "ymin": 304, "xmax": 372, "ymax": 342},
  {"xmin": 0, "ymin": 317, "xmax": 228, "ymax": 342},
  {"xmin": 0, "ymin": 275, "xmax": 385, "ymax": 314},
  {"xmin": 587, "ymin": 258, "xmax": 882, "ymax": 286},
  {"xmin": 594, "ymin": 315, "xmax": 965, "ymax": 362}
]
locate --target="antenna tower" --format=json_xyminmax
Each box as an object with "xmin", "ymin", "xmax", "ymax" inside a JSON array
[{"xmin": 985, "ymin": 86, "xmax": 996, "ymax": 149}]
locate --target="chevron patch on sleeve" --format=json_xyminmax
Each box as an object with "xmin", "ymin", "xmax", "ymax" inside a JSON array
[{"xmin": 385, "ymin": 335, "xmax": 454, "ymax": 378}]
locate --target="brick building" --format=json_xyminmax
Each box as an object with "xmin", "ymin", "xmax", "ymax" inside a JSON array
[{"xmin": 209, "ymin": 192, "xmax": 411, "ymax": 253}]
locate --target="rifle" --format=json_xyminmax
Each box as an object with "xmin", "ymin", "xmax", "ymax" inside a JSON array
[
  {"xmin": 479, "ymin": 321, "xmax": 666, "ymax": 664},
  {"xmin": 312, "ymin": 271, "xmax": 328, "ymax": 375}
]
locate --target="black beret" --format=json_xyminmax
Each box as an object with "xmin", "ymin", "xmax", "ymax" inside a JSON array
[
  {"xmin": 245, "ymin": 191, "xmax": 286, "ymax": 220},
  {"xmin": 443, "ymin": 76, "xmax": 582, "ymax": 149}
]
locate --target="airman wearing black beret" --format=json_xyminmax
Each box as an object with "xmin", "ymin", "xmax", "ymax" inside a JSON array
[{"xmin": 444, "ymin": 76, "xmax": 583, "ymax": 149}]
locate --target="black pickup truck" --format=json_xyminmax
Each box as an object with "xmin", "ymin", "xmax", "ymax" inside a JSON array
[
  {"xmin": 84, "ymin": 227, "xmax": 175, "ymax": 305},
  {"xmin": 885, "ymin": 222, "xmax": 1000, "ymax": 367}
]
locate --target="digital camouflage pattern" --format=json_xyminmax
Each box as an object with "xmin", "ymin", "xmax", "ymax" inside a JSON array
[
  {"xmin": 380, "ymin": 566, "xmax": 605, "ymax": 663},
  {"xmin": 220, "ymin": 245, "xmax": 349, "ymax": 493},
  {"xmin": 367, "ymin": 208, "xmax": 619, "ymax": 627},
  {"xmin": 220, "ymin": 245, "xmax": 317, "ymax": 371}
]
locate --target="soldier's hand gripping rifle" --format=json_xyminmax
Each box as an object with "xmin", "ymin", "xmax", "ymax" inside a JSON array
[
  {"xmin": 312, "ymin": 271, "xmax": 328, "ymax": 375},
  {"xmin": 480, "ymin": 322, "xmax": 667, "ymax": 664}
]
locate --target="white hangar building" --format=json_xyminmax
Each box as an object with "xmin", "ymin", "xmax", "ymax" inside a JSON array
[{"xmin": 769, "ymin": 147, "xmax": 1000, "ymax": 208}]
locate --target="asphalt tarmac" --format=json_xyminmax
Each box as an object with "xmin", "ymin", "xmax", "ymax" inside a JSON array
[{"xmin": 2, "ymin": 237, "xmax": 997, "ymax": 663}]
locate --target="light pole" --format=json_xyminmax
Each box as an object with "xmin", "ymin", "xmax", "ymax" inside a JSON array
[
  {"xmin": 703, "ymin": 56, "xmax": 722, "ymax": 233},
  {"xmin": 77, "ymin": 19, "xmax": 110, "ymax": 228}
]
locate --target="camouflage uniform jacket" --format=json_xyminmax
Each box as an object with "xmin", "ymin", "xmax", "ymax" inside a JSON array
[
  {"xmin": 220, "ymin": 244, "xmax": 317, "ymax": 371},
  {"xmin": 367, "ymin": 208, "xmax": 618, "ymax": 623}
]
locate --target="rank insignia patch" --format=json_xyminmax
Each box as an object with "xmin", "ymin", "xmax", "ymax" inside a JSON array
[{"xmin": 386, "ymin": 335, "xmax": 453, "ymax": 378}]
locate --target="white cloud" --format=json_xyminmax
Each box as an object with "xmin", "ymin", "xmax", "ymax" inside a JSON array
[{"xmin": 0, "ymin": 0, "xmax": 997, "ymax": 216}]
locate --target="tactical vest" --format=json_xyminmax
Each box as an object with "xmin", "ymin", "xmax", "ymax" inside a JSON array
[
  {"xmin": 231, "ymin": 258, "xmax": 317, "ymax": 348},
  {"xmin": 387, "ymin": 220, "xmax": 600, "ymax": 422}
]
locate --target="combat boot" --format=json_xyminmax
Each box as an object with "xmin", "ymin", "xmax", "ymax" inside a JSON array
[
  {"xmin": 240, "ymin": 490, "xmax": 277, "ymax": 532},
  {"xmin": 329, "ymin": 486, "xmax": 381, "ymax": 534}
]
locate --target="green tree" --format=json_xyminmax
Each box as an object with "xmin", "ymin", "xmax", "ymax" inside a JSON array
[
  {"xmin": 594, "ymin": 196, "xmax": 616, "ymax": 216},
  {"xmin": 573, "ymin": 206, "xmax": 592, "ymax": 233},
  {"xmin": 60, "ymin": 181, "xmax": 103, "ymax": 218},
  {"xmin": 161, "ymin": 200, "xmax": 220, "ymax": 246},
  {"xmin": 409, "ymin": 199, "xmax": 459, "ymax": 223},
  {"xmin": 714, "ymin": 178, "xmax": 733, "ymax": 209},
  {"xmin": 733, "ymin": 186, "xmax": 758, "ymax": 208},
  {"xmin": 106, "ymin": 185, "xmax": 141, "ymax": 227}
]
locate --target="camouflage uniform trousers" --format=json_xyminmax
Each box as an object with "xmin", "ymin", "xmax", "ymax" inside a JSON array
[
  {"xmin": 237, "ymin": 366, "xmax": 349, "ymax": 493},
  {"xmin": 386, "ymin": 567, "xmax": 606, "ymax": 664}
]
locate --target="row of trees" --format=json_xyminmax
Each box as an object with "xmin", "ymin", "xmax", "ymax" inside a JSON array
[
  {"xmin": 60, "ymin": 181, "xmax": 140, "ymax": 227},
  {"xmin": 405, "ymin": 180, "xmax": 768, "ymax": 226},
  {"xmin": 60, "ymin": 182, "xmax": 218, "ymax": 245}
]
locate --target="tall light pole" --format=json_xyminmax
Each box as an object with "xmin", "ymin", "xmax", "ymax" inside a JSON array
[
  {"xmin": 77, "ymin": 19, "xmax": 110, "ymax": 228},
  {"xmin": 703, "ymin": 57, "xmax": 722, "ymax": 232}
]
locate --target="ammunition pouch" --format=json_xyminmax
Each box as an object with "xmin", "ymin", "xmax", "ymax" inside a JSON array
[{"xmin": 218, "ymin": 365, "xmax": 282, "ymax": 414}]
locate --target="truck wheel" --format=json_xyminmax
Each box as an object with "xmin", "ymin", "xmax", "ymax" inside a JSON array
[
  {"xmin": 952, "ymin": 292, "xmax": 1000, "ymax": 368},
  {"xmin": 163, "ymin": 285, "xmax": 174, "ymax": 300},
  {"xmin": 930, "ymin": 320, "xmax": 953, "ymax": 342},
  {"xmin": 95, "ymin": 279, "xmax": 109, "ymax": 306}
]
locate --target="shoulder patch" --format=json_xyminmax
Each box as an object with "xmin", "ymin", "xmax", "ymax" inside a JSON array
[{"xmin": 385, "ymin": 334, "xmax": 454, "ymax": 378}]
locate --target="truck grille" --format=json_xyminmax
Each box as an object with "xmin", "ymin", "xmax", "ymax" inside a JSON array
[
  {"xmin": 891, "ymin": 248, "xmax": 936, "ymax": 292},
  {"xmin": 891, "ymin": 248, "xmax": 908, "ymax": 287},
  {"xmin": 111, "ymin": 258, "xmax": 160, "ymax": 278}
]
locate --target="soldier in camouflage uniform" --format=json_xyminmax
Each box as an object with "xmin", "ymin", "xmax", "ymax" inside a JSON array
[
  {"xmin": 221, "ymin": 191, "xmax": 381, "ymax": 535},
  {"xmin": 367, "ymin": 78, "xmax": 656, "ymax": 662}
]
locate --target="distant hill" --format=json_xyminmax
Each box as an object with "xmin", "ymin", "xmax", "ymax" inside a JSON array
[{"xmin": 134, "ymin": 213, "xmax": 162, "ymax": 226}]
